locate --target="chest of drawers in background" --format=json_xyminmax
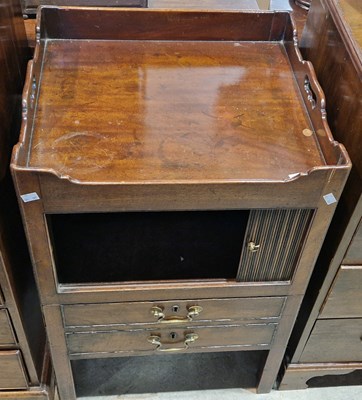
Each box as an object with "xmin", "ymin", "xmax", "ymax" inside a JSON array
[
  {"xmin": 0, "ymin": 0, "xmax": 54, "ymax": 398},
  {"xmin": 279, "ymin": 0, "xmax": 362, "ymax": 390}
]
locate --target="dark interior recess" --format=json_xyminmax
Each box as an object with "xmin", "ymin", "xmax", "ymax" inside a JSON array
[
  {"xmin": 48, "ymin": 210, "xmax": 249, "ymax": 284},
  {"xmin": 72, "ymin": 350, "xmax": 267, "ymax": 396}
]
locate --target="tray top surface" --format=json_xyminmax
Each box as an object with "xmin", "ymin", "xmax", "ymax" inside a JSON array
[{"xmin": 29, "ymin": 39, "xmax": 323, "ymax": 183}]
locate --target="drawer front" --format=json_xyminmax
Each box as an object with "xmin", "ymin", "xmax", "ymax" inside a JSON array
[
  {"xmin": 0, "ymin": 350, "xmax": 28, "ymax": 389},
  {"xmin": 63, "ymin": 297, "xmax": 285, "ymax": 328},
  {"xmin": 320, "ymin": 265, "xmax": 362, "ymax": 318},
  {"xmin": 300, "ymin": 319, "xmax": 362, "ymax": 363},
  {"xmin": 0, "ymin": 309, "xmax": 16, "ymax": 345},
  {"xmin": 67, "ymin": 323, "xmax": 277, "ymax": 356},
  {"xmin": 343, "ymin": 220, "xmax": 362, "ymax": 264}
]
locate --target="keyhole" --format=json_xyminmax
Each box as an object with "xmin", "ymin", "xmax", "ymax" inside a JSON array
[
  {"xmin": 169, "ymin": 332, "xmax": 178, "ymax": 340},
  {"xmin": 172, "ymin": 305, "xmax": 180, "ymax": 313}
]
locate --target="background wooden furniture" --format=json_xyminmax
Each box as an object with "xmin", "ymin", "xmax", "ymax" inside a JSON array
[
  {"xmin": 21, "ymin": 0, "xmax": 148, "ymax": 16},
  {"xmin": 11, "ymin": 7, "xmax": 350, "ymax": 398},
  {"xmin": 0, "ymin": 0, "xmax": 54, "ymax": 398},
  {"xmin": 279, "ymin": 0, "xmax": 362, "ymax": 389}
]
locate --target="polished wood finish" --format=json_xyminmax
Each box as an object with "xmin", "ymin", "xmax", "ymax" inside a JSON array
[
  {"xmin": 0, "ymin": 0, "xmax": 28, "ymax": 180},
  {"xmin": 301, "ymin": 0, "xmax": 362, "ymax": 179},
  {"xmin": 24, "ymin": 18, "xmax": 36, "ymax": 48},
  {"xmin": 150, "ymin": 1, "xmax": 309, "ymax": 37},
  {"xmin": 279, "ymin": 0, "xmax": 362, "ymax": 389},
  {"xmin": 288, "ymin": 1, "xmax": 309, "ymax": 35},
  {"xmin": 16, "ymin": 9, "xmax": 346, "ymax": 178},
  {"xmin": 30, "ymin": 40, "xmax": 321, "ymax": 183},
  {"xmin": 24, "ymin": 9, "xmax": 319, "ymax": 186},
  {"xmin": 0, "ymin": 350, "xmax": 28, "ymax": 390},
  {"xmin": 11, "ymin": 7, "xmax": 350, "ymax": 398},
  {"xmin": 23, "ymin": 1, "xmax": 309, "ymax": 49}
]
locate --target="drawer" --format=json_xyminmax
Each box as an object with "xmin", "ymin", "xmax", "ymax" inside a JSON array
[
  {"xmin": 343, "ymin": 220, "xmax": 362, "ymax": 264},
  {"xmin": 300, "ymin": 319, "xmax": 362, "ymax": 363},
  {"xmin": 320, "ymin": 266, "xmax": 362, "ymax": 318},
  {"xmin": 67, "ymin": 323, "xmax": 278, "ymax": 356},
  {"xmin": 63, "ymin": 297, "xmax": 285, "ymax": 328},
  {"xmin": 0, "ymin": 309, "xmax": 16, "ymax": 345},
  {"xmin": 0, "ymin": 350, "xmax": 28, "ymax": 389}
]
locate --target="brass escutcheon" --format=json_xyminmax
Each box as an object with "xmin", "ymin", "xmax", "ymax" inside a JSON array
[
  {"xmin": 150, "ymin": 305, "xmax": 203, "ymax": 323},
  {"xmin": 147, "ymin": 332, "xmax": 199, "ymax": 352}
]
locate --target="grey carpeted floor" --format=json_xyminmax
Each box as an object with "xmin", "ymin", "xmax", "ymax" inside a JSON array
[{"xmin": 71, "ymin": 386, "xmax": 362, "ymax": 400}]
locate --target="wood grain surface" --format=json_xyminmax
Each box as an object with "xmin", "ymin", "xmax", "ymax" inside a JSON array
[
  {"xmin": 334, "ymin": 0, "xmax": 362, "ymax": 61},
  {"xmin": 29, "ymin": 39, "xmax": 320, "ymax": 183},
  {"xmin": 299, "ymin": 318, "xmax": 362, "ymax": 363},
  {"xmin": 320, "ymin": 265, "xmax": 362, "ymax": 318},
  {"xmin": 0, "ymin": 351, "xmax": 28, "ymax": 390},
  {"xmin": 23, "ymin": 1, "xmax": 308, "ymax": 46},
  {"xmin": 0, "ymin": 310, "xmax": 16, "ymax": 345},
  {"xmin": 343, "ymin": 220, "xmax": 362, "ymax": 264},
  {"xmin": 0, "ymin": 0, "xmax": 27, "ymax": 179},
  {"xmin": 66, "ymin": 322, "xmax": 278, "ymax": 356},
  {"xmin": 62, "ymin": 297, "xmax": 286, "ymax": 327}
]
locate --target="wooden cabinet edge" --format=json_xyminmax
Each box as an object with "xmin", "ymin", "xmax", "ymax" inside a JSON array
[{"xmin": 279, "ymin": 362, "xmax": 362, "ymax": 391}]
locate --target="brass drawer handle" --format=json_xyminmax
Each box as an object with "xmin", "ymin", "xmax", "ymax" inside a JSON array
[
  {"xmin": 248, "ymin": 241, "xmax": 260, "ymax": 253},
  {"xmin": 147, "ymin": 333, "xmax": 199, "ymax": 352},
  {"xmin": 150, "ymin": 306, "xmax": 165, "ymax": 320},
  {"xmin": 150, "ymin": 305, "xmax": 203, "ymax": 323},
  {"xmin": 187, "ymin": 305, "xmax": 203, "ymax": 320}
]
